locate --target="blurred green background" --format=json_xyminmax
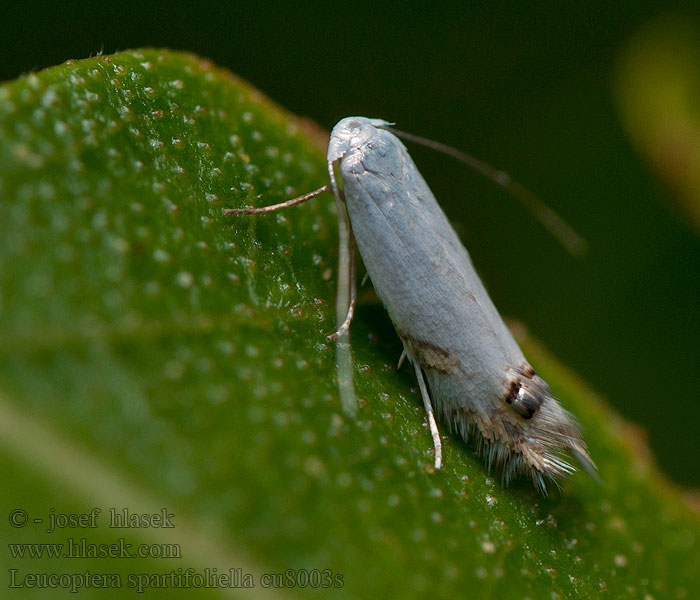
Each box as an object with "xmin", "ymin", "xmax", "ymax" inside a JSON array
[{"xmin": 2, "ymin": 1, "xmax": 699, "ymax": 489}]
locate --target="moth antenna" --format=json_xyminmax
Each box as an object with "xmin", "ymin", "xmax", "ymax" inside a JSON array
[
  {"xmin": 383, "ymin": 126, "xmax": 588, "ymax": 257},
  {"xmin": 223, "ymin": 185, "xmax": 331, "ymax": 215}
]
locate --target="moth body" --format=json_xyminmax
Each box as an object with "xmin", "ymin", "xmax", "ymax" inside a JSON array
[
  {"xmin": 329, "ymin": 117, "xmax": 594, "ymax": 490},
  {"xmin": 228, "ymin": 116, "xmax": 596, "ymax": 492}
]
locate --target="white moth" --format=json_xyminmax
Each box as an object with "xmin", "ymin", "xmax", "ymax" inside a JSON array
[{"xmin": 227, "ymin": 116, "xmax": 596, "ymax": 492}]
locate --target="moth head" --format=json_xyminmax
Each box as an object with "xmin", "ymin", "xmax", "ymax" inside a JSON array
[{"xmin": 328, "ymin": 116, "xmax": 392, "ymax": 163}]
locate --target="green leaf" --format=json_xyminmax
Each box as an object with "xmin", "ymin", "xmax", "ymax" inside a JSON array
[{"xmin": 1, "ymin": 49, "xmax": 698, "ymax": 599}]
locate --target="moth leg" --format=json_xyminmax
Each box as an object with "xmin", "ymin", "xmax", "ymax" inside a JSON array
[
  {"xmin": 327, "ymin": 236, "xmax": 357, "ymax": 341},
  {"xmin": 413, "ymin": 362, "xmax": 443, "ymax": 470},
  {"xmin": 397, "ymin": 348, "xmax": 407, "ymax": 370},
  {"xmin": 326, "ymin": 160, "xmax": 358, "ymax": 414}
]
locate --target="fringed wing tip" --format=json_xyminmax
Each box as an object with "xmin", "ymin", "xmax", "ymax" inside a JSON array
[{"xmin": 571, "ymin": 446, "xmax": 600, "ymax": 483}]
